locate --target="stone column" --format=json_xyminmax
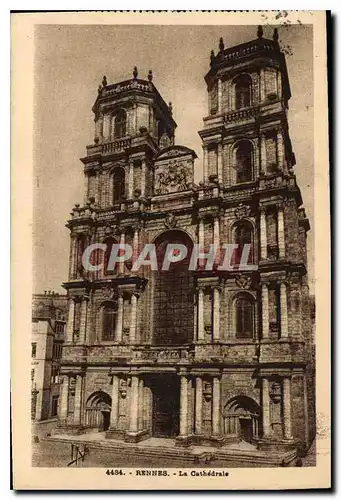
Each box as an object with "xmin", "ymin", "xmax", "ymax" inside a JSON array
[
  {"xmin": 213, "ymin": 216, "xmax": 220, "ymax": 266},
  {"xmin": 217, "ymin": 78, "xmax": 222, "ymax": 114},
  {"xmin": 59, "ymin": 375, "xmax": 69, "ymax": 421},
  {"xmin": 213, "ymin": 217, "xmax": 220, "ymax": 248},
  {"xmin": 277, "ymin": 205, "xmax": 285, "ymax": 258},
  {"xmin": 83, "ymin": 174, "xmax": 89, "ymax": 204},
  {"xmin": 261, "ymin": 283, "xmax": 269, "ymax": 339},
  {"xmin": 195, "ymin": 377, "xmax": 203, "ymax": 435},
  {"xmin": 78, "ymin": 297, "xmax": 88, "ymax": 343},
  {"xmin": 260, "ymin": 208, "xmax": 267, "ymax": 260},
  {"xmin": 179, "ymin": 375, "xmax": 189, "ymax": 437},
  {"xmin": 212, "ymin": 286, "xmax": 220, "ymax": 342},
  {"xmin": 110, "ymin": 375, "xmax": 119, "ymax": 428},
  {"xmin": 69, "ymin": 236, "xmax": 77, "ymax": 280},
  {"xmin": 198, "ymin": 218, "xmax": 205, "ymax": 251},
  {"xmin": 71, "ymin": 235, "xmax": 79, "ymax": 279},
  {"xmin": 103, "ymin": 114, "xmax": 111, "ymax": 141},
  {"xmin": 119, "ymin": 232, "xmax": 125, "ymax": 275},
  {"xmin": 197, "ymin": 288, "xmax": 205, "ymax": 341},
  {"xmin": 262, "ymin": 378, "xmax": 271, "ymax": 437},
  {"xmin": 66, "ymin": 298, "xmax": 75, "ymax": 342},
  {"xmin": 129, "ymin": 375, "xmax": 139, "ymax": 433},
  {"xmin": 212, "ymin": 376, "xmax": 221, "ymax": 436},
  {"xmin": 98, "ymin": 114, "xmax": 104, "ymax": 144},
  {"xmin": 115, "ymin": 294, "xmax": 123, "ymax": 342},
  {"xmin": 283, "ymin": 377, "xmax": 293, "ymax": 439},
  {"xmin": 140, "ymin": 160, "xmax": 146, "ymax": 197},
  {"xmin": 280, "ymin": 282, "xmax": 288, "ymax": 338},
  {"xmin": 128, "ymin": 160, "xmax": 134, "ymax": 199},
  {"xmin": 133, "ymin": 103, "xmax": 138, "ymax": 135},
  {"xmin": 73, "ymin": 375, "xmax": 83, "ymax": 426},
  {"xmin": 277, "ymin": 69, "xmax": 282, "ymax": 99},
  {"xmin": 203, "ymin": 146, "xmax": 208, "ymax": 184},
  {"xmin": 138, "ymin": 378, "xmax": 144, "ymax": 431},
  {"xmin": 259, "ymin": 68, "xmax": 265, "ymax": 102},
  {"xmin": 95, "ymin": 169, "xmax": 101, "ymax": 205},
  {"xmin": 261, "ymin": 135, "xmax": 267, "ymax": 174},
  {"xmin": 277, "ymin": 131, "xmax": 284, "ymax": 170},
  {"xmin": 132, "ymin": 225, "xmax": 139, "ymax": 265},
  {"xmin": 217, "ymin": 143, "xmax": 223, "ymax": 183},
  {"xmin": 94, "ymin": 117, "xmax": 100, "ymax": 143},
  {"xmin": 130, "ymin": 293, "xmax": 138, "ymax": 344}
]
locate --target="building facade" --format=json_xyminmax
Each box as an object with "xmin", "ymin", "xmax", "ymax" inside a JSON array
[
  {"xmin": 31, "ymin": 292, "xmax": 67, "ymax": 422},
  {"xmin": 59, "ymin": 28, "xmax": 315, "ymax": 458}
]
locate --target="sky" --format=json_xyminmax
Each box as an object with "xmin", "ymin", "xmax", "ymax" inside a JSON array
[{"xmin": 33, "ymin": 24, "xmax": 314, "ymax": 294}]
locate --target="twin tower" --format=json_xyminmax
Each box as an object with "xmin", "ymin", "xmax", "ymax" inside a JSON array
[{"xmin": 60, "ymin": 28, "xmax": 314, "ymax": 457}]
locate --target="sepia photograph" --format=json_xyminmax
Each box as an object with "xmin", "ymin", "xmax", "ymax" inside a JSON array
[{"xmin": 11, "ymin": 10, "xmax": 330, "ymax": 490}]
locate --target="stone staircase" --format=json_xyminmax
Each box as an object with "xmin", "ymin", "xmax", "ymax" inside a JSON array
[{"xmin": 44, "ymin": 434, "xmax": 297, "ymax": 467}]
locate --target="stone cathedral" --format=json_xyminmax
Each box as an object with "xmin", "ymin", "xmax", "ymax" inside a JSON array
[{"xmin": 58, "ymin": 28, "xmax": 315, "ymax": 463}]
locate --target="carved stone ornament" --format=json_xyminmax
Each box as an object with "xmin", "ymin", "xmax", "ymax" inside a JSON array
[
  {"xmin": 164, "ymin": 212, "xmax": 177, "ymax": 229},
  {"xmin": 101, "ymin": 285, "xmax": 118, "ymax": 300},
  {"xmin": 203, "ymin": 381, "xmax": 212, "ymax": 402},
  {"xmin": 235, "ymin": 274, "xmax": 252, "ymax": 290},
  {"xmin": 119, "ymin": 379, "xmax": 128, "ymax": 399},
  {"xmin": 270, "ymin": 381, "xmax": 282, "ymax": 404},
  {"xmin": 234, "ymin": 204, "xmax": 251, "ymax": 219},
  {"xmin": 104, "ymin": 225, "xmax": 114, "ymax": 236},
  {"xmin": 155, "ymin": 159, "xmax": 193, "ymax": 195}
]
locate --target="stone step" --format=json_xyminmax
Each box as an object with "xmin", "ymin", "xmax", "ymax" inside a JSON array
[
  {"xmin": 43, "ymin": 435, "xmax": 297, "ymax": 467},
  {"xmin": 44, "ymin": 436, "xmax": 197, "ymax": 462}
]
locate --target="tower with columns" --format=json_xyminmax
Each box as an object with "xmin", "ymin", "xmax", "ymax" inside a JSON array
[{"xmin": 59, "ymin": 28, "xmax": 315, "ymax": 460}]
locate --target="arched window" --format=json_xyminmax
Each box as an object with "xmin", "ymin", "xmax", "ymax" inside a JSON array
[
  {"xmin": 235, "ymin": 294, "xmax": 254, "ymax": 339},
  {"xmin": 153, "ymin": 230, "xmax": 194, "ymax": 346},
  {"xmin": 232, "ymin": 222, "xmax": 253, "ymax": 266},
  {"xmin": 235, "ymin": 74, "xmax": 252, "ymax": 109},
  {"xmin": 102, "ymin": 303, "xmax": 117, "ymax": 341},
  {"xmin": 112, "ymin": 167, "xmax": 125, "ymax": 202},
  {"xmin": 114, "ymin": 109, "xmax": 127, "ymax": 139},
  {"xmin": 235, "ymin": 141, "xmax": 253, "ymax": 183}
]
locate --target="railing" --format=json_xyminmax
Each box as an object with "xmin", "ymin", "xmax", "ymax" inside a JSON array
[
  {"xmin": 224, "ymin": 106, "xmax": 259, "ymax": 123},
  {"xmin": 219, "ymin": 40, "xmax": 278, "ymax": 63},
  {"xmin": 104, "ymin": 79, "xmax": 153, "ymax": 96},
  {"xmin": 102, "ymin": 137, "xmax": 131, "ymax": 154},
  {"xmin": 67, "ymin": 444, "xmax": 89, "ymax": 467}
]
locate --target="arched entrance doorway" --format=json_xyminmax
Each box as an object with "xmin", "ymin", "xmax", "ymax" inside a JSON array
[
  {"xmin": 223, "ymin": 396, "xmax": 261, "ymax": 443},
  {"xmin": 153, "ymin": 230, "xmax": 194, "ymax": 346},
  {"xmin": 85, "ymin": 391, "xmax": 112, "ymax": 432}
]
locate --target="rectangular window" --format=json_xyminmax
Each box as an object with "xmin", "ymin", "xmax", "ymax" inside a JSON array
[
  {"xmin": 51, "ymin": 365, "xmax": 59, "ymax": 384},
  {"xmin": 31, "ymin": 369, "xmax": 35, "ymax": 383},
  {"xmin": 51, "ymin": 396, "xmax": 59, "ymax": 417},
  {"xmin": 31, "ymin": 342, "xmax": 37, "ymax": 358}
]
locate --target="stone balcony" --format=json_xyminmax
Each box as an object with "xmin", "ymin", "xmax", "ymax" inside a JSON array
[
  {"xmin": 85, "ymin": 133, "xmax": 158, "ymax": 159},
  {"xmin": 61, "ymin": 340, "xmax": 307, "ymax": 367}
]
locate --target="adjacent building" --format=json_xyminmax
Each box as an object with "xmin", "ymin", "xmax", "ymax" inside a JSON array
[
  {"xmin": 31, "ymin": 292, "xmax": 68, "ymax": 423},
  {"xmin": 58, "ymin": 27, "xmax": 315, "ymax": 460}
]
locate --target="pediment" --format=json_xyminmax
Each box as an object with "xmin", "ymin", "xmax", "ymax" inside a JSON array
[{"xmin": 155, "ymin": 145, "xmax": 197, "ymax": 161}]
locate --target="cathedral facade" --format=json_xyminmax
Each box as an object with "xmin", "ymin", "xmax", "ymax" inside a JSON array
[{"xmin": 58, "ymin": 28, "xmax": 315, "ymax": 459}]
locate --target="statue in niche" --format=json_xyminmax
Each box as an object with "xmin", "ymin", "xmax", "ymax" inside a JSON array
[{"xmin": 159, "ymin": 132, "xmax": 171, "ymax": 150}]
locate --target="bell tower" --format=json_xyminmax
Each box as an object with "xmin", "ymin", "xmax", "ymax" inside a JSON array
[
  {"xmin": 81, "ymin": 67, "xmax": 176, "ymax": 207},
  {"xmin": 199, "ymin": 26, "xmax": 295, "ymax": 187}
]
